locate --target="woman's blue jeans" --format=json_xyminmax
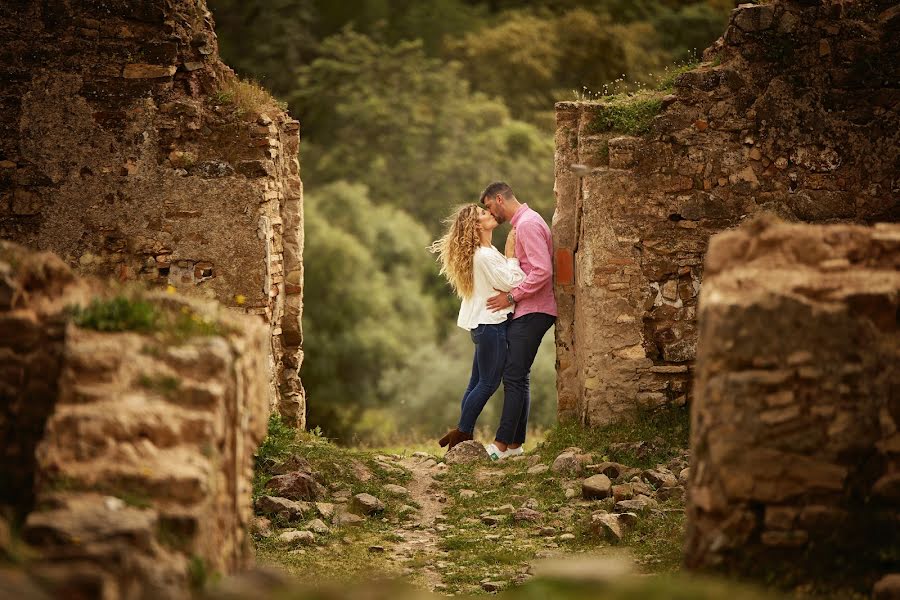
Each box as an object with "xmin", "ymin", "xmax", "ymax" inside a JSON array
[{"xmin": 458, "ymin": 321, "xmax": 508, "ymax": 434}]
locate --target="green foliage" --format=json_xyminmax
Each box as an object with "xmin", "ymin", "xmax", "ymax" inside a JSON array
[
  {"xmin": 587, "ymin": 92, "xmax": 664, "ymax": 136},
  {"xmin": 71, "ymin": 296, "xmax": 159, "ymax": 332},
  {"xmin": 206, "ymin": 0, "xmax": 732, "ymax": 443},
  {"xmin": 540, "ymin": 406, "xmax": 689, "ymax": 468},
  {"xmin": 292, "ymin": 28, "xmax": 555, "ymax": 234},
  {"xmin": 70, "ymin": 296, "xmax": 230, "ymax": 341}
]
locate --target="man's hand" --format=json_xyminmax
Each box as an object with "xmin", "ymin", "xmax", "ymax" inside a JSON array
[
  {"xmin": 487, "ymin": 289, "xmax": 512, "ymax": 312},
  {"xmin": 504, "ymin": 227, "xmax": 517, "ymax": 258}
]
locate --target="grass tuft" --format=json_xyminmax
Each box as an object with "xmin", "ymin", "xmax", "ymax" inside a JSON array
[
  {"xmin": 211, "ymin": 77, "xmax": 287, "ymax": 119},
  {"xmin": 586, "ymin": 92, "xmax": 664, "ymax": 136}
]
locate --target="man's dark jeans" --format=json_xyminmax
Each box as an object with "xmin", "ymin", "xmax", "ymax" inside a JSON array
[
  {"xmin": 495, "ymin": 312, "xmax": 556, "ymax": 445},
  {"xmin": 458, "ymin": 321, "xmax": 508, "ymax": 434}
]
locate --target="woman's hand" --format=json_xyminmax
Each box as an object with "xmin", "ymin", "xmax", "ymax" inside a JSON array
[{"xmin": 505, "ymin": 227, "xmax": 517, "ymax": 258}]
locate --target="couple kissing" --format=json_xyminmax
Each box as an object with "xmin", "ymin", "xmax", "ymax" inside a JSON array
[{"xmin": 429, "ymin": 182, "xmax": 557, "ymax": 461}]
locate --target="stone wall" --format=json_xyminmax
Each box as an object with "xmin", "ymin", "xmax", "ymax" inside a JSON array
[
  {"xmin": 552, "ymin": 0, "xmax": 899, "ymax": 426},
  {"xmin": 0, "ymin": 0, "xmax": 304, "ymax": 424},
  {"xmin": 684, "ymin": 219, "xmax": 899, "ymax": 590},
  {"xmin": 0, "ymin": 241, "xmax": 270, "ymax": 598}
]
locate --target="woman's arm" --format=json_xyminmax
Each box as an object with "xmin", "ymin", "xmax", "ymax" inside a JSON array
[{"xmin": 476, "ymin": 249, "xmax": 525, "ymax": 292}]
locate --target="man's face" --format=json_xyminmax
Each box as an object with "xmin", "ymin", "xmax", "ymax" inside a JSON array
[{"xmin": 483, "ymin": 195, "xmax": 506, "ymax": 224}]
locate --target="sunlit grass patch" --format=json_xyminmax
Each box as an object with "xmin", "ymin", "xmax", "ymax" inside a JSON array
[
  {"xmin": 210, "ymin": 76, "xmax": 287, "ymax": 119},
  {"xmin": 584, "ymin": 91, "xmax": 664, "ymax": 136},
  {"xmin": 536, "ymin": 406, "xmax": 689, "ymax": 468}
]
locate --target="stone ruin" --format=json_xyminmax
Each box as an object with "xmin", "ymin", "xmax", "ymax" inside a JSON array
[
  {"xmin": 685, "ymin": 218, "xmax": 899, "ymax": 592},
  {"xmin": 0, "ymin": 241, "xmax": 270, "ymax": 597},
  {"xmin": 552, "ymin": 0, "xmax": 899, "ymax": 426},
  {"xmin": 0, "ymin": 0, "xmax": 305, "ymax": 424}
]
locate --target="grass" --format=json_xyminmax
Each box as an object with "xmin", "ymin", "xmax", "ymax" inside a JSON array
[
  {"xmin": 655, "ymin": 59, "xmax": 701, "ymax": 91},
  {"xmin": 210, "ymin": 76, "xmax": 287, "ymax": 119},
  {"xmin": 69, "ymin": 295, "xmax": 232, "ymax": 341},
  {"xmin": 585, "ymin": 91, "xmax": 664, "ymax": 136}
]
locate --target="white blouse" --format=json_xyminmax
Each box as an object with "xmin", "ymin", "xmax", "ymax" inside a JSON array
[{"xmin": 457, "ymin": 246, "xmax": 526, "ymax": 330}]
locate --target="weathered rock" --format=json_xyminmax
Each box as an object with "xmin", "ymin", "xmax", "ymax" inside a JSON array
[
  {"xmin": 265, "ymin": 471, "xmax": 319, "ymax": 501},
  {"xmin": 481, "ymin": 515, "xmax": 503, "ymax": 526},
  {"xmin": 586, "ymin": 462, "xmax": 637, "ymax": 480},
  {"xmin": 551, "ymin": 452, "xmax": 582, "ymax": 474},
  {"xmin": 642, "ymin": 469, "xmax": 677, "ymax": 488},
  {"xmin": 553, "ymin": 1, "xmax": 899, "ymax": 430},
  {"xmin": 582, "ymin": 474, "xmax": 612, "ymax": 499},
  {"xmin": 444, "ymin": 440, "xmax": 490, "ymax": 464},
  {"xmin": 614, "ymin": 496, "xmax": 657, "ymax": 513},
  {"xmin": 514, "ymin": 508, "xmax": 542, "ymax": 522},
  {"xmin": 277, "ymin": 530, "xmax": 315, "ymax": 547},
  {"xmin": 611, "ymin": 484, "xmax": 633, "ymax": 502},
  {"xmin": 351, "ymin": 493, "xmax": 384, "ymax": 516},
  {"xmin": 383, "ymin": 484, "xmax": 410, "ymax": 497},
  {"xmin": 306, "ymin": 519, "xmax": 329, "ymax": 535},
  {"xmin": 873, "ymin": 574, "xmax": 900, "ymax": 600},
  {"xmin": 458, "ymin": 489, "xmax": 479, "ymax": 499},
  {"xmin": 685, "ymin": 220, "xmax": 900, "ymax": 584},
  {"xmin": 527, "ymin": 464, "xmax": 550, "ymax": 475},
  {"xmin": 314, "ymin": 502, "xmax": 335, "ymax": 521},
  {"xmin": 590, "ymin": 512, "xmax": 634, "ymax": 543},
  {"xmin": 332, "ymin": 510, "xmax": 365, "ymax": 527},
  {"xmin": 255, "ymin": 496, "xmax": 311, "ymax": 521}
]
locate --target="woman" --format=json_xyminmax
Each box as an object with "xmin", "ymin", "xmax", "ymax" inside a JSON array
[{"xmin": 429, "ymin": 204, "xmax": 524, "ymax": 450}]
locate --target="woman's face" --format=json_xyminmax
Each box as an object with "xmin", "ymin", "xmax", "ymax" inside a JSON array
[{"xmin": 476, "ymin": 206, "xmax": 498, "ymax": 232}]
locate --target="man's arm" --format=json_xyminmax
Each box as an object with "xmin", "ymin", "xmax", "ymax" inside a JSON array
[
  {"xmin": 509, "ymin": 221, "xmax": 551, "ymax": 302},
  {"xmin": 486, "ymin": 220, "xmax": 551, "ymax": 312}
]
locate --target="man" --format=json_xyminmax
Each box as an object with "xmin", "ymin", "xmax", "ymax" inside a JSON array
[{"xmin": 481, "ymin": 182, "xmax": 557, "ymax": 460}]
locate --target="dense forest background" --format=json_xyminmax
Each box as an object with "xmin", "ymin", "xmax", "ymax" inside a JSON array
[{"xmin": 208, "ymin": 0, "xmax": 733, "ymax": 444}]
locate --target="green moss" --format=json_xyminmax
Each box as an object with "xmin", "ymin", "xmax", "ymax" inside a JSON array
[
  {"xmin": 69, "ymin": 295, "xmax": 231, "ymax": 341},
  {"xmin": 71, "ymin": 296, "xmax": 159, "ymax": 333},
  {"xmin": 586, "ymin": 93, "xmax": 664, "ymax": 136},
  {"xmin": 656, "ymin": 60, "xmax": 701, "ymax": 91}
]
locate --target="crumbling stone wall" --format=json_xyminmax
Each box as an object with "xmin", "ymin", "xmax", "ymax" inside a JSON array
[
  {"xmin": 0, "ymin": 241, "xmax": 270, "ymax": 598},
  {"xmin": 0, "ymin": 0, "xmax": 304, "ymax": 424},
  {"xmin": 553, "ymin": 0, "xmax": 899, "ymax": 426},
  {"xmin": 685, "ymin": 219, "xmax": 899, "ymax": 590}
]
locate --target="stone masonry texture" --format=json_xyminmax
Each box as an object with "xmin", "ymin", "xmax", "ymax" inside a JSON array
[
  {"xmin": 552, "ymin": 0, "xmax": 899, "ymax": 426},
  {"xmin": 0, "ymin": 240, "xmax": 270, "ymax": 598},
  {"xmin": 0, "ymin": 0, "xmax": 305, "ymax": 425},
  {"xmin": 685, "ymin": 218, "xmax": 899, "ymax": 588}
]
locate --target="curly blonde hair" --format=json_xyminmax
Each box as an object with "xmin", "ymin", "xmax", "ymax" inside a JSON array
[{"xmin": 429, "ymin": 204, "xmax": 480, "ymax": 298}]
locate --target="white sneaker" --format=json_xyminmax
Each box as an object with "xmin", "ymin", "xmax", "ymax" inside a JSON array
[
  {"xmin": 485, "ymin": 443, "xmax": 508, "ymax": 461},
  {"xmin": 505, "ymin": 446, "xmax": 524, "ymax": 457}
]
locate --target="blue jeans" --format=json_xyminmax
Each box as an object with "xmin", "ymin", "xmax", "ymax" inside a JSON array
[
  {"xmin": 495, "ymin": 312, "xmax": 556, "ymax": 445},
  {"xmin": 458, "ymin": 321, "xmax": 508, "ymax": 434}
]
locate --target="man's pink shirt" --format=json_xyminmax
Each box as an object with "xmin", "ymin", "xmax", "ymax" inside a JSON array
[{"xmin": 509, "ymin": 204, "xmax": 557, "ymax": 319}]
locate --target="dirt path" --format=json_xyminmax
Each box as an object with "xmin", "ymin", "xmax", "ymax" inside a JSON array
[{"xmin": 387, "ymin": 453, "xmax": 449, "ymax": 591}]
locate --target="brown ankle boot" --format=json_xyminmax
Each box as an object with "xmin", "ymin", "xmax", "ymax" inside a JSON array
[{"xmin": 439, "ymin": 428, "xmax": 473, "ymax": 449}]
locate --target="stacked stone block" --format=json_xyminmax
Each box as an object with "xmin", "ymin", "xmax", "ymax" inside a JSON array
[
  {"xmin": 0, "ymin": 241, "xmax": 270, "ymax": 598},
  {"xmin": 553, "ymin": 0, "xmax": 899, "ymax": 426},
  {"xmin": 0, "ymin": 0, "xmax": 304, "ymax": 425},
  {"xmin": 685, "ymin": 219, "xmax": 899, "ymax": 588}
]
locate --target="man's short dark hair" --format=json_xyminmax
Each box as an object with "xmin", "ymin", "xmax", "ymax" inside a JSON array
[{"xmin": 479, "ymin": 182, "xmax": 514, "ymax": 204}]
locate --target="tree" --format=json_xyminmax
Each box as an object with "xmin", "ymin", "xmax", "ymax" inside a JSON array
[
  {"xmin": 291, "ymin": 28, "xmax": 555, "ymax": 234},
  {"xmin": 301, "ymin": 182, "xmax": 438, "ymax": 440}
]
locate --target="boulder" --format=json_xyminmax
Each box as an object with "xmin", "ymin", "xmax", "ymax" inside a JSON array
[
  {"xmin": 642, "ymin": 469, "xmax": 677, "ymax": 488},
  {"xmin": 614, "ymin": 495, "xmax": 657, "ymax": 513},
  {"xmin": 383, "ymin": 484, "xmax": 410, "ymax": 497},
  {"xmin": 255, "ymin": 496, "xmax": 312, "ymax": 521},
  {"xmin": 551, "ymin": 452, "xmax": 582, "ymax": 474},
  {"xmin": 351, "ymin": 493, "xmax": 384, "ymax": 516},
  {"xmin": 445, "ymin": 440, "xmax": 490, "ymax": 465},
  {"xmin": 277, "ymin": 529, "xmax": 315, "ymax": 547},
  {"xmin": 582, "ymin": 474, "xmax": 613, "ymax": 499},
  {"xmin": 514, "ymin": 508, "xmax": 542, "ymax": 522},
  {"xmin": 265, "ymin": 471, "xmax": 319, "ymax": 501}
]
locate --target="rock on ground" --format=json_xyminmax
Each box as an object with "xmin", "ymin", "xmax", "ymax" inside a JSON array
[
  {"xmin": 445, "ymin": 440, "xmax": 490, "ymax": 465},
  {"xmin": 277, "ymin": 530, "xmax": 315, "ymax": 547},
  {"xmin": 265, "ymin": 471, "xmax": 320, "ymax": 501},
  {"xmin": 582, "ymin": 474, "xmax": 612, "ymax": 499},
  {"xmin": 352, "ymin": 493, "xmax": 385, "ymax": 515}
]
